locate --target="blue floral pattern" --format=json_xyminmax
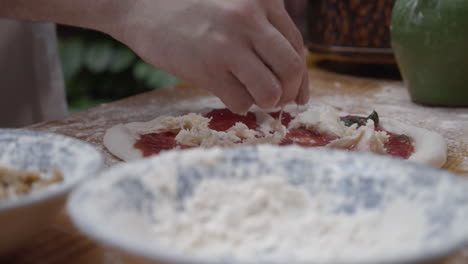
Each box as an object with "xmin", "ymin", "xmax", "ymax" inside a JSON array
[{"xmin": 68, "ymin": 145, "xmax": 468, "ymax": 264}]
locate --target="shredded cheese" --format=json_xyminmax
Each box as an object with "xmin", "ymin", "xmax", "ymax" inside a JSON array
[
  {"xmin": 289, "ymin": 104, "xmax": 346, "ymax": 138},
  {"xmin": 134, "ymin": 113, "xmax": 211, "ymax": 135},
  {"xmin": 327, "ymin": 120, "xmax": 389, "ymax": 154},
  {"xmin": 131, "ymin": 105, "xmax": 390, "ymax": 155},
  {"xmin": 143, "ymin": 112, "xmax": 287, "ymax": 148}
]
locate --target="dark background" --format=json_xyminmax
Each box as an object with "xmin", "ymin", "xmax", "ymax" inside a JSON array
[{"xmin": 57, "ymin": 26, "xmax": 180, "ymax": 113}]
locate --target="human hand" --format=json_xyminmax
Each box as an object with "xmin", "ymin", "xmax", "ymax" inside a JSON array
[{"xmin": 111, "ymin": 0, "xmax": 309, "ymax": 113}]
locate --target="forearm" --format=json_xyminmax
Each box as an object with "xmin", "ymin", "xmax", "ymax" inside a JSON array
[
  {"xmin": 0, "ymin": 0, "xmax": 309, "ymax": 111},
  {"xmin": 0, "ymin": 0, "xmax": 131, "ymax": 34}
]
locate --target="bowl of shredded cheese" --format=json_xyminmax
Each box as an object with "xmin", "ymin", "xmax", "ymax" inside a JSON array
[
  {"xmin": 0, "ymin": 129, "xmax": 102, "ymax": 255},
  {"xmin": 68, "ymin": 145, "xmax": 468, "ymax": 264}
]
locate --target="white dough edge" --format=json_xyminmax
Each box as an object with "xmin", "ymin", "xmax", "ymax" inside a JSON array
[
  {"xmin": 103, "ymin": 124, "xmax": 143, "ymax": 161},
  {"xmin": 380, "ymin": 118, "xmax": 447, "ymax": 168},
  {"xmin": 103, "ymin": 112, "xmax": 448, "ymax": 168}
]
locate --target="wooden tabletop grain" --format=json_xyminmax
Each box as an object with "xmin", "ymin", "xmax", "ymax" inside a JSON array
[{"xmin": 2, "ymin": 64, "xmax": 467, "ymax": 264}]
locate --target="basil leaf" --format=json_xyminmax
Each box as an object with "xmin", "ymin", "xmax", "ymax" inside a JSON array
[
  {"xmin": 341, "ymin": 116, "xmax": 367, "ymax": 127},
  {"xmin": 367, "ymin": 111, "xmax": 379, "ymax": 127},
  {"xmin": 341, "ymin": 110, "xmax": 380, "ymax": 128}
]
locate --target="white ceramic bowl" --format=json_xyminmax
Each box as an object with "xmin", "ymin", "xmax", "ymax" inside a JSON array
[
  {"xmin": 0, "ymin": 129, "xmax": 102, "ymax": 255},
  {"xmin": 68, "ymin": 145, "xmax": 468, "ymax": 264}
]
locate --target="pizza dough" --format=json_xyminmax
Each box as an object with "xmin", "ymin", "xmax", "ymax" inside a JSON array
[
  {"xmin": 379, "ymin": 118, "xmax": 447, "ymax": 168},
  {"xmin": 104, "ymin": 111, "xmax": 285, "ymax": 161},
  {"xmin": 103, "ymin": 103, "xmax": 447, "ymax": 168}
]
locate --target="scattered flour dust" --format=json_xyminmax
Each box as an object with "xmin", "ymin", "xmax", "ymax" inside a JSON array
[{"xmin": 151, "ymin": 176, "xmax": 429, "ymax": 262}]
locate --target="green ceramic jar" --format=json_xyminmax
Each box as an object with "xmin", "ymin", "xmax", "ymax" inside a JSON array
[{"xmin": 391, "ymin": 0, "xmax": 468, "ymax": 106}]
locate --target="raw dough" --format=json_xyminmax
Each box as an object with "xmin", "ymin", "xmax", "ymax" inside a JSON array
[
  {"xmin": 103, "ymin": 111, "xmax": 286, "ymax": 161},
  {"xmin": 103, "ymin": 103, "xmax": 447, "ymax": 168},
  {"xmin": 380, "ymin": 118, "xmax": 447, "ymax": 168}
]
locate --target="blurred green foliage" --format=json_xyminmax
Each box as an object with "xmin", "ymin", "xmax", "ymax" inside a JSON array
[{"xmin": 57, "ymin": 26, "xmax": 179, "ymax": 112}]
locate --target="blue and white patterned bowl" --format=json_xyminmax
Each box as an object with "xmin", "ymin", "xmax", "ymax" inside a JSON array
[
  {"xmin": 0, "ymin": 129, "xmax": 102, "ymax": 255},
  {"xmin": 68, "ymin": 145, "xmax": 468, "ymax": 264}
]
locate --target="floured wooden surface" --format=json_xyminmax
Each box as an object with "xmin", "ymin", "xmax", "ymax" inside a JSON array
[
  {"xmin": 28, "ymin": 84, "xmax": 215, "ymax": 167},
  {"xmin": 14, "ymin": 67, "xmax": 467, "ymax": 264},
  {"xmin": 306, "ymin": 69, "xmax": 468, "ymax": 176},
  {"xmin": 28, "ymin": 68, "xmax": 468, "ymax": 175}
]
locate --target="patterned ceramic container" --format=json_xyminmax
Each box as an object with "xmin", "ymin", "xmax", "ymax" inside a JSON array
[
  {"xmin": 0, "ymin": 129, "xmax": 102, "ymax": 255},
  {"xmin": 307, "ymin": 0, "xmax": 397, "ymax": 64},
  {"xmin": 68, "ymin": 145, "xmax": 468, "ymax": 264}
]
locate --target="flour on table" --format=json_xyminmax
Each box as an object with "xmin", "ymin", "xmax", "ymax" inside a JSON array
[{"xmin": 151, "ymin": 176, "xmax": 429, "ymax": 262}]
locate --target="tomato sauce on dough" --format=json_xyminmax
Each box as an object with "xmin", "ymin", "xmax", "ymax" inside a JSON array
[
  {"xmin": 134, "ymin": 109, "xmax": 414, "ymax": 159},
  {"xmin": 205, "ymin": 109, "xmax": 257, "ymax": 131}
]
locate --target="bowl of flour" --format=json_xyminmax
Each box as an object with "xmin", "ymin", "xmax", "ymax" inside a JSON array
[
  {"xmin": 67, "ymin": 145, "xmax": 468, "ymax": 264},
  {"xmin": 0, "ymin": 129, "xmax": 102, "ymax": 255}
]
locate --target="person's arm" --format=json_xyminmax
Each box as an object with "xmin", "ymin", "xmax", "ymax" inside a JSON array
[{"xmin": 1, "ymin": 0, "xmax": 309, "ymax": 113}]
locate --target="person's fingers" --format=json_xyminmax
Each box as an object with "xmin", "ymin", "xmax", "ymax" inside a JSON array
[
  {"xmin": 252, "ymin": 24, "xmax": 305, "ymax": 106},
  {"xmin": 229, "ymin": 49, "xmax": 282, "ymax": 109},
  {"xmin": 266, "ymin": 3, "xmax": 305, "ymax": 58},
  {"xmin": 295, "ymin": 70, "xmax": 310, "ymax": 105},
  {"xmin": 210, "ymin": 72, "xmax": 254, "ymax": 114},
  {"xmin": 265, "ymin": 3, "xmax": 309, "ymax": 105}
]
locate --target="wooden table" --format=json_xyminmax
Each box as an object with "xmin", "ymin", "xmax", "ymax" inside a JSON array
[{"xmin": 2, "ymin": 64, "xmax": 468, "ymax": 264}]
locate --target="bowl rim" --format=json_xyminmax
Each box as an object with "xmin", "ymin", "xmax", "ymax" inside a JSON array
[
  {"xmin": 0, "ymin": 128, "xmax": 103, "ymax": 211},
  {"xmin": 68, "ymin": 146, "xmax": 468, "ymax": 264}
]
